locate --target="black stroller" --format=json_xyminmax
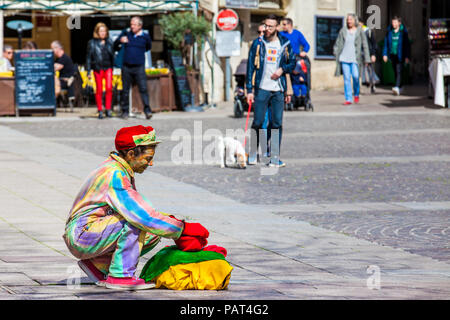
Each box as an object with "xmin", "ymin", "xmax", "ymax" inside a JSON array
[
  {"xmin": 285, "ymin": 55, "xmax": 313, "ymax": 112},
  {"xmin": 233, "ymin": 59, "xmax": 253, "ymax": 118}
]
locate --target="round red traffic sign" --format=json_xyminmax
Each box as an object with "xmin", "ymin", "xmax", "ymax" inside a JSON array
[{"xmin": 216, "ymin": 9, "xmax": 239, "ymax": 31}]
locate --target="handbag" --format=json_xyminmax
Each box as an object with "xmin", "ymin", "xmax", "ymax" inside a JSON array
[
  {"xmin": 114, "ymin": 45, "xmax": 125, "ymax": 69},
  {"xmin": 114, "ymin": 29, "xmax": 129, "ymax": 69},
  {"xmin": 362, "ymin": 64, "xmax": 380, "ymax": 85}
]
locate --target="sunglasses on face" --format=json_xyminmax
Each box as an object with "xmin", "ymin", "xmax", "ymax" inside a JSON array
[{"xmin": 264, "ymin": 24, "xmax": 277, "ymax": 30}]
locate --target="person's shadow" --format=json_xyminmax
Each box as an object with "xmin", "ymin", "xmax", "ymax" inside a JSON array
[{"xmin": 377, "ymin": 84, "xmax": 445, "ymax": 109}]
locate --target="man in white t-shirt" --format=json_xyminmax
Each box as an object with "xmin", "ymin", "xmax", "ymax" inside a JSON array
[
  {"xmin": 246, "ymin": 14, "xmax": 295, "ymax": 168},
  {"xmin": 0, "ymin": 45, "xmax": 13, "ymax": 72}
]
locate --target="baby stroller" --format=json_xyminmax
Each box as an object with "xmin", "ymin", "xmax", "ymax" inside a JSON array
[
  {"xmin": 233, "ymin": 59, "xmax": 253, "ymax": 118},
  {"xmin": 286, "ymin": 55, "xmax": 313, "ymax": 112}
]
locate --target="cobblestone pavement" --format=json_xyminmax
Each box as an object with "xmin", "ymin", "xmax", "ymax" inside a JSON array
[
  {"xmin": 276, "ymin": 209, "xmax": 450, "ymax": 262},
  {"xmin": 1, "ymin": 85, "xmax": 450, "ymax": 299}
]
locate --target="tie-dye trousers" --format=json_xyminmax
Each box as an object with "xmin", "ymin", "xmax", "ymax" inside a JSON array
[{"xmin": 64, "ymin": 210, "xmax": 160, "ymax": 278}]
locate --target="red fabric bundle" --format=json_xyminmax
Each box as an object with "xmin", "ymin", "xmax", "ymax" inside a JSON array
[
  {"xmin": 174, "ymin": 221, "xmax": 210, "ymax": 252},
  {"xmin": 182, "ymin": 222, "xmax": 209, "ymax": 238},
  {"xmin": 203, "ymin": 245, "xmax": 227, "ymax": 257},
  {"xmin": 175, "ymin": 236, "xmax": 208, "ymax": 252}
]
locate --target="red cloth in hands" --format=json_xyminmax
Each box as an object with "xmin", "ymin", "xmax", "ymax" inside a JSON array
[
  {"xmin": 175, "ymin": 235, "xmax": 208, "ymax": 252},
  {"xmin": 203, "ymin": 245, "xmax": 227, "ymax": 257},
  {"xmin": 182, "ymin": 222, "xmax": 209, "ymax": 238}
]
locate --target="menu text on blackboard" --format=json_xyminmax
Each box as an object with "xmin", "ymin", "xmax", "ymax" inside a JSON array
[{"xmin": 14, "ymin": 50, "xmax": 55, "ymax": 111}]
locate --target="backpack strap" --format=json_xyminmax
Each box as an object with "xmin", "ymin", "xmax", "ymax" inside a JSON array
[
  {"xmin": 255, "ymin": 44, "xmax": 261, "ymax": 68},
  {"xmin": 252, "ymin": 43, "xmax": 261, "ymax": 87}
]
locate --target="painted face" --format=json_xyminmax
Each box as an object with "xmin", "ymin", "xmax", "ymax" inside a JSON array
[
  {"xmin": 128, "ymin": 147, "xmax": 156, "ymax": 174},
  {"xmin": 264, "ymin": 19, "xmax": 278, "ymax": 38}
]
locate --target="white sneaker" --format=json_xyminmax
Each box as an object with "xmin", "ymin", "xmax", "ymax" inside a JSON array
[
  {"xmin": 268, "ymin": 160, "xmax": 286, "ymax": 168},
  {"xmin": 392, "ymin": 87, "xmax": 400, "ymax": 96}
]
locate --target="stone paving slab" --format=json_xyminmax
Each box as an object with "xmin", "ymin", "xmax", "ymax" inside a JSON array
[{"xmin": 0, "ymin": 273, "xmax": 40, "ymax": 286}]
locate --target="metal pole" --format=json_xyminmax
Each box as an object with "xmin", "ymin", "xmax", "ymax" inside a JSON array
[
  {"xmin": 192, "ymin": 0, "xmax": 198, "ymax": 70},
  {"xmin": 200, "ymin": 39, "xmax": 205, "ymax": 104},
  {"xmin": 211, "ymin": 16, "xmax": 216, "ymax": 106},
  {"xmin": 18, "ymin": 28, "xmax": 23, "ymax": 50},
  {"xmin": 225, "ymin": 56, "xmax": 230, "ymax": 101}
]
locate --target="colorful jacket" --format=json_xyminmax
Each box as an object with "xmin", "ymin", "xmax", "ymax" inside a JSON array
[
  {"xmin": 64, "ymin": 152, "xmax": 184, "ymax": 240},
  {"xmin": 246, "ymin": 34, "xmax": 296, "ymax": 94}
]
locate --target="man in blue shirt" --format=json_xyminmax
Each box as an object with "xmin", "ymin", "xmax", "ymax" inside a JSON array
[
  {"xmin": 114, "ymin": 16, "xmax": 152, "ymax": 120},
  {"xmin": 280, "ymin": 17, "xmax": 310, "ymax": 57},
  {"xmin": 280, "ymin": 17, "xmax": 311, "ymax": 109}
]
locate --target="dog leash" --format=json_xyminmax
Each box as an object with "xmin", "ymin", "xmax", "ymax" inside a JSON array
[{"xmin": 243, "ymin": 100, "xmax": 252, "ymax": 148}]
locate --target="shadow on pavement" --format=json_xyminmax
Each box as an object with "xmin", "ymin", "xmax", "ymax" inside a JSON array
[
  {"xmin": 376, "ymin": 84, "xmax": 445, "ymax": 109},
  {"xmin": 381, "ymin": 97, "xmax": 441, "ymax": 109}
]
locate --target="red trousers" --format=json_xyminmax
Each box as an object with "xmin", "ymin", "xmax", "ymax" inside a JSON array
[{"xmin": 94, "ymin": 68, "xmax": 113, "ymax": 111}]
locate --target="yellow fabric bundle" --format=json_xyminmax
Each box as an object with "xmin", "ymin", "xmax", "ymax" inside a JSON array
[{"xmin": 154, "ymin": 260, "xmax": 233, "ymax": 290}]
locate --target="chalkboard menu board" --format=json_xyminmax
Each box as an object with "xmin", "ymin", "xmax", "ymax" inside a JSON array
[
  {"xmin": 315, "ymin": 15, "xmax": 344, "ymax": 59},
  {"xmin": 169, "ymin": 50, "xmax": 191, "ymax": 110},
  {"xmin": 14, "ymin": 50, "xmax": 55, "ymax": 112}
]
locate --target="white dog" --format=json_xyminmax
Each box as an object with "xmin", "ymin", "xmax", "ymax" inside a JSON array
[{"xmin": 217, "ymin": 136, "xmax": 247, "ymax": 169}]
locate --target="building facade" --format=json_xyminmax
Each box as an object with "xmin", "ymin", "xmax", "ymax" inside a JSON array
[
  {"xmin": 200, "ymin": 0, "xmax": 357, "ymax": 103},
  {"xmin": 200, "ymin": 0, "xmax": 442, "ymax": 103}
]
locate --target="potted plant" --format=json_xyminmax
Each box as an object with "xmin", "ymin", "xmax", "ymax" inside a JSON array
[{"xmin": 159, "ymin": 11, "xmax": 210, "ymax": 68}]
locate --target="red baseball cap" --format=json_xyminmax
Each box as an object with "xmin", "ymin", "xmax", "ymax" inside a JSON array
[{"xmin": 115, "ymin": 125, "xmax": 161, "ymax": 151}]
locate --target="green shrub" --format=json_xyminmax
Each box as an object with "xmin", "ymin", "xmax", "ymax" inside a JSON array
[{"xmin": 159, "ymin": 12, "xmax": 210, "ymax": 49}]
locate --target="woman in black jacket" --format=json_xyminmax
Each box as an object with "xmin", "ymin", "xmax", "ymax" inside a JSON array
[{"xmin": 86, "ymin": 22, "xmax": 114, "ymax": 119}]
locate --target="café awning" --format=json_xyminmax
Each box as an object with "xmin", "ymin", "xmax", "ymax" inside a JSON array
[{"xmin": 0, "ymin": 1, "xmax": 198, "ymax": 15}]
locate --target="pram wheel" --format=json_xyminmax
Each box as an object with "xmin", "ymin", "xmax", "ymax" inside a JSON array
[
  {"xmin": 306, "ymin": 102, "xmax": 314, "ymax": 112},
  {"xmin": 234, "ymin": 99, "xmax": 244, "ymax": 118},
  {"xmin": 285, "ymin": 102, "xmax": 294, "ymax": 111}
]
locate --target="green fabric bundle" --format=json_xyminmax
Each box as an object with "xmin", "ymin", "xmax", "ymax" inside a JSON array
[{"xmin": 139, "ymin": 245, "xmax": 226, "ymax": 282}]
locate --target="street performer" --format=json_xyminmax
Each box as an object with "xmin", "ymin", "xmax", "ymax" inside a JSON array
[{"xmin": 63, "ymin": 125, "xmax": 209, "ymax": 290}]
